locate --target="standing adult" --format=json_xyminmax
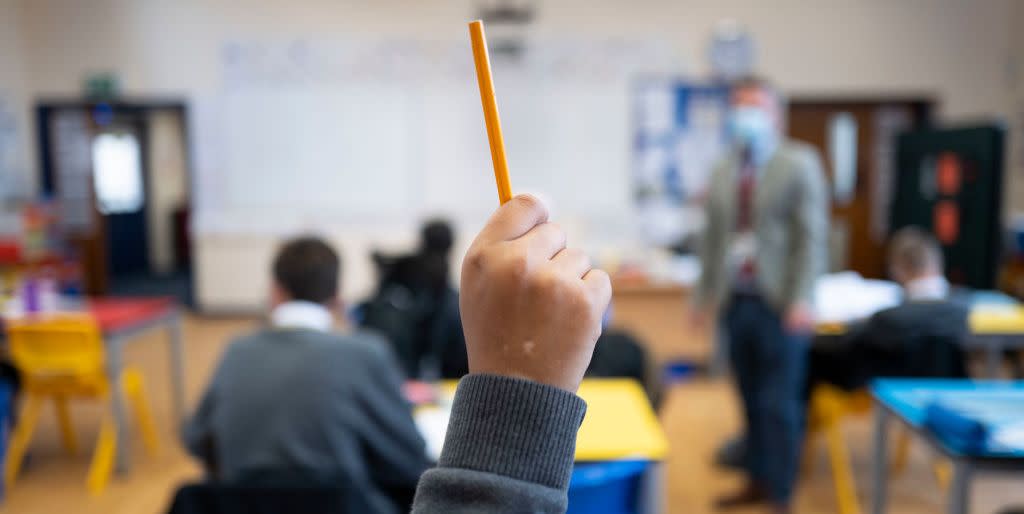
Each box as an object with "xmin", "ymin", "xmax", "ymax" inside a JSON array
[{"xmin": 691, "ymin": 76, "xmax": 829, "ymax": 514}]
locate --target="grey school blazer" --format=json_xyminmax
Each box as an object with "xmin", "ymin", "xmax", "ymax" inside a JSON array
[{"xmin": 695, "ymin": 140, "xmax": 830, "ymax": 311}]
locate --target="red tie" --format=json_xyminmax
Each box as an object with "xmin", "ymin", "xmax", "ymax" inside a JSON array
[{"xmin": 737, "ymin": 164, "xmax": 755, "ymax": 231}]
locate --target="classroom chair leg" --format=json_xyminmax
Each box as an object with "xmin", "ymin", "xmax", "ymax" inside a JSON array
[
  {"xmin": 54, "ymin": 396, "xmax": 79, "ymax": 455},
  {"xmin": 890, "ymin": 426, "xmax": 911, "ymax": 475},
  {"xmin": 803, "ymin": 386, "xmax": 839, "ymax": 478},
  {"xmin": 4, "ymin": 395, "xmax": 43, "ymax": 487},
  {"xmin": 122, "ymin": 369, "xmax": 159, "ymax": 456},
  {"xmin": 86, "ymin": 411, "xmax": 117, "ymax": 496},
  {"xmin": 825, "ymin": 420, "xmax": 862, "ymax": 514}
]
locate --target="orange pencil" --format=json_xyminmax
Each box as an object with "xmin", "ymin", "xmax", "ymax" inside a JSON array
[{"xmin": 468, "ymin": 20, "xmax": 513, "ymax": 205}]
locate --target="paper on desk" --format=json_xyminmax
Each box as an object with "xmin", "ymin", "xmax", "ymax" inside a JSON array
[
  {"xmin": 992, "ymin": 421, "xmax": 1024, "ymax": 452},
  {"xmin": 415, "ymin": 406, "xmax": 450, "ymax": 461},
  {"xmin": 665, "ymin": 254, "xmax": 701, "ymax": 286},
  {"xmin": 814, "ymin": 272, "xmax": 903, "ymax": 324}
]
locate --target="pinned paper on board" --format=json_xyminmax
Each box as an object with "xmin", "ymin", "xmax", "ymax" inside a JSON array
[
  {"xmin": 829, "ymin": 112, "xmax": 858, "ymax": 205},
  {"xmin": 633, "ymin": 80, "xmax": 730, "ymax": 245}
]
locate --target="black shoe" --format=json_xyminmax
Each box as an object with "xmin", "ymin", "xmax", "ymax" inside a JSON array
[{"xmin": 714, "ymin": 483, "xmax": 770, "ymax": 510}]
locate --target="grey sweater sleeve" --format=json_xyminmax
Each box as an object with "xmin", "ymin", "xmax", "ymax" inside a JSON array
[{"xmin": 411, "ymin": 374, "xmax": 587, "ymax": 514}]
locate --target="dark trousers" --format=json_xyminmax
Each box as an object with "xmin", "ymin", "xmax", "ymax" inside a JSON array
[{"xmin": 726, "ymin": 295, "xmax": 808, "ymax": 502}]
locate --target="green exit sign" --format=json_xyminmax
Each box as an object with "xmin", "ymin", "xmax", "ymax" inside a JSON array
[{"xmin": 83, "ymin": 72, "xmax": 120, "ymax": 100}]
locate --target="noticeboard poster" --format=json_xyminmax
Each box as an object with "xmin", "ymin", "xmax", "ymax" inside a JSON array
[{"xmin": 633, "ymin": 79, "xmax": 730, "ymax": 245}]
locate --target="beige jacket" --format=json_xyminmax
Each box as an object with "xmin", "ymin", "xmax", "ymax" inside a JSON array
[{"xmin": 695, "ymin": 140, "xmax": 830, "ymax": 311}]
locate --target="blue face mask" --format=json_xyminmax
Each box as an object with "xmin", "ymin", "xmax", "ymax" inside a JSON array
[{"xmin": 728, "ymin": 106, "xmax": 777, "ymax": 163}]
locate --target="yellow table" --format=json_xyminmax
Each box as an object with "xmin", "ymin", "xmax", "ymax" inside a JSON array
[
  {"xmin": 966, "ymin": 305, "xmax": 1024, "ymax": 376},
  {"xmin": 574, "ymin": 379, "xmax": 668, "ymax": 461},
  {"xmin": 420, "ymin": 378, "xmax": 668, "ymax": 513},
  {"xmin": 428, "ymin": 378, "xmax": 668, "ymax": 461},
  {"xmin": 970, "ymin": 305, "xmax": 1024, "ymax": 334}
]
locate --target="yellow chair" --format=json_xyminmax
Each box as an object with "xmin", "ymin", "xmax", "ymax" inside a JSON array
[
  {"xmin": 804, "ymin": 385, "xmax": 949, "ymax": 514},
  {"xmin": 3, "ymin": 316, "xmax": 159, "ymax": 495},
  {"xmin": 804, "ymin": 385, "xmax": 872, "ymax": 514},
  {"xmin": 890, "ymin": 425, "xmax": 953, "ymax": 489}
]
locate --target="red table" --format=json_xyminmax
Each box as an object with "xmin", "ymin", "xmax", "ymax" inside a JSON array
[
  {"xmin": 88, "ymin": 297, "xmax": 177, "ymax": 333},
  {"xmin": 89, "ymin": 297, "xmax": 184, "ymax": 474}
]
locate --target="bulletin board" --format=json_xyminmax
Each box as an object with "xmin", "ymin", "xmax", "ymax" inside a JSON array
[{"xmin": 632, "ymin": 79, "xmax": 730, "ymax": 245}]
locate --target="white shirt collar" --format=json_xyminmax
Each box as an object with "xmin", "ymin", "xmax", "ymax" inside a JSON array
[
  {"xmin": 904, "ymin": 275, "xmax": 950, "ymax": 302},
  {"xmin": 269, "ymin": 301, "xmax": 334, "ymax": 332}
]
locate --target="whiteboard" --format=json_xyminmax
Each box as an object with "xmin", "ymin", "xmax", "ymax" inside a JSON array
[
  {"xmin": 191, "ymin": 38, "xmax": 676, "ymax": 235},
  {"xmin": 221, "ymin": 85, "xmax": 413, "ymax": 213}
]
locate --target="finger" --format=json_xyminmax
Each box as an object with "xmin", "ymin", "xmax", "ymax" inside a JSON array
[
  {"xmin": 475, "ymin": 194, "xmax": 549, "ymax": 245},
  {"xmin": 549, "ymin": 247, "xmax": 591, "ymax": 278},
  {"xmin": 582, "ymin": 268, "xmax": 613, "ymax": 309},
  {"xmin": 515, "ymin": 222, "xmax": 567, "ymax": 262}
]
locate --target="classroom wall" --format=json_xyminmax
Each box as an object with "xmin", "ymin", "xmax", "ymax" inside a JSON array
[
  {"xmin": 0, "ymin": 0, "xmax": 32, "ymax": 198},
  {"xmin": 6, "ymin": 0, "xmax": 1024, "ymax": 310},
  {"xmin": 146, "ymin": 110, "xmax": 188, "ymax": 275},
  {"xmin": 1010, "ymin": 0, "xmax": 1024, "ymax": 214}
]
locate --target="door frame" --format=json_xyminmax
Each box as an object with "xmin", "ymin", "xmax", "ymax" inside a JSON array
[
  {"xmin": 786, "ymin": 94, "xmax": 936, "ymax": 278},
  {"xmin": 787, "ymin": 94, "xmax": 934, "ymax": 128},
  {"xmin": 36, "ymin": 98, "xmax": 195, "ymax": 301}
]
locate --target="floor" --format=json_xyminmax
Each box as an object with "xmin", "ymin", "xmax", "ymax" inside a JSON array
[{"xmin": 2, "ymin": 315, "xmax": 1023, "ymax": 514}]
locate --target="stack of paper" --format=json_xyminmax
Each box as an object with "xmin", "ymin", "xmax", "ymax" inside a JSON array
[
  {"xmin": 992, "ymin": 421, "xmax": 1024, "ymax": 452},
  {"xmin": 414, "ymin": 407, "xmax": 450, "ymax": 461},
  {"xmin": 813, "ymin": 272, "xmax": 903, "ymax": 324}
]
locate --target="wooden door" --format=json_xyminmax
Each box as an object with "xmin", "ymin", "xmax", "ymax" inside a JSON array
[{"xmin": 787, "ymin": 99, "xmax": 932, "ymax": 279}]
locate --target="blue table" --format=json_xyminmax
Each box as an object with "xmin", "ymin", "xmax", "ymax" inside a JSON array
[{"xmin": 871, "ymin": 379, "xmax": 1024, "ymax": 514}]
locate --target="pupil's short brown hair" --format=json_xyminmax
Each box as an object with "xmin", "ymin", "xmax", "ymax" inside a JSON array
[
  {"xmin": 888, "ymin": 226, "xmax": 943, "ymax": 276},
  {"xmin": 272, "ymin": 237, "xmax": 340, "ymax": 304}
]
